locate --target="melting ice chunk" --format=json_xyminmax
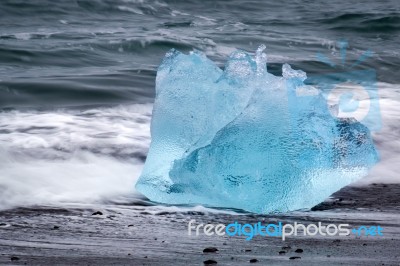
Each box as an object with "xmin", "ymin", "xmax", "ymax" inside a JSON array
[{"xmin": 135, "ymin": 46, "xmax": 379, "ymax": 213}]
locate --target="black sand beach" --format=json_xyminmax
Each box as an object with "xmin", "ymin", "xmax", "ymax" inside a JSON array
[{"xmin": 1, "ymin": 183, "xmax": 399, "ymax": 265}]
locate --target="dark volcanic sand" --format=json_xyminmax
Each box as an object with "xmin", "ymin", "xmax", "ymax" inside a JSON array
[{"xmin": 0, "ymin": 184, "xmax": 399, "ymax": 265}]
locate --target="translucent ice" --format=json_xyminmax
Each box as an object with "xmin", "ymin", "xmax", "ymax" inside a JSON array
[{"xmin": 135, "ymin": 46, "xmax": 379, "ymax": 213}]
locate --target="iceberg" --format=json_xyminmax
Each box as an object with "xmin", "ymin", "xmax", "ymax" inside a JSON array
[{"xmin": 135, "ymin": 46, "xmax": 379, "ymax": 213}]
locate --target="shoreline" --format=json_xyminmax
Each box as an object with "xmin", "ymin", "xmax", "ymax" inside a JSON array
[{"xmin": 1, "ymin": 183, "xmax": 399, "ymax": 265}]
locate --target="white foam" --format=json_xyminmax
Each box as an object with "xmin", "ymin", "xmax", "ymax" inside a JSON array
[
  {"xmin": 117, "ymin": 5, "xmax": 144, "ymax": 14},
  {"xmin": 0, "ymin": 151, "xmax": 143, "ymax": 210},
  {"xmin": 14, "ymin": 33, "xmax": 32, "ymax": 40},
  {"xmin": 0, "ymin": 104, "xmax": 151, "ymax": 210},
  {"xmin": 353, "ymin": 82, "xmax": 400, "ymax": 185}
]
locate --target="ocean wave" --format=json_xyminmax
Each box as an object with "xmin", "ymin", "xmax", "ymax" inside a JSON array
[
  {"xmin": 0, "ymin": 69, "xmax": 156, "ymax": 108},
  {"xmin": 320, "ymin": 13, "xmax": 400, "ymax": 33},
  {"xmin": 0, "ymin": 104, "xmax": 152, "ymax": 160},
  {"xmin": 0, "ymin": 0, "xmax": 172, "ymax": 17},
  {"xmin": 0, "ymin": 104, "xmax": 151, "ymax": 210}
]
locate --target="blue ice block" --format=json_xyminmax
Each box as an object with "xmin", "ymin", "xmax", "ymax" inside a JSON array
[{"xmin": 135, "ymin": 46, "xmax": 379, "ymax": 213}]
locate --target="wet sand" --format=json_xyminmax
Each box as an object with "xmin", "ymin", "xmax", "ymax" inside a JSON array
[{"xmin": 0, "ymin": 183, "xmax": 399, "ymax": 265}]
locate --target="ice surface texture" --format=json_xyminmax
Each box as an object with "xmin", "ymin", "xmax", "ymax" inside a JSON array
[{"xmin": 135, "ymin": 46, "xmax": 379, "ymax": 213}]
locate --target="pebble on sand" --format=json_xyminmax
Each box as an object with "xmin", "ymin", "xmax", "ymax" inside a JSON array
[{"xmin": 203, "ymin": 247, "xmax": 218, "ymax": 253}]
